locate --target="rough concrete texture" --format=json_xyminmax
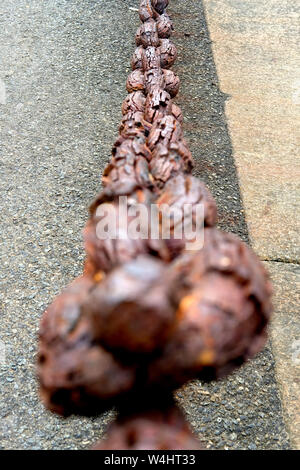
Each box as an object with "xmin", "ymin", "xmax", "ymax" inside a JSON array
[
  {"xmin": 265, "ymin": 262, "xmax": 300, "ymax": 449},
  {"xmin": 202, "ymin": 0, "xmax": 300, "ymax": 448},
  {"xmin": 0, "ymin": 0, "xmax": 290, "ymax": 449},
  {"xmin": 202, "ymin": 0, "xmax": 300, "ymax": 263}
]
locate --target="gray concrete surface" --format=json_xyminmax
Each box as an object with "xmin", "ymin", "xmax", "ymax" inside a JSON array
[
  {"xmin": 202, "ymin": 0, "xmax": 300, "ymax": 448},
  {"xmin": 0, "ymin": 0, "xmax": 291, "ymax": 449},
  {"xmin": 203, "ymin": 0, "xmax": 300, "ymax": 264},
  {"xmin": 266, "ymin": 262, "xmax": 300, "ymax": 449}
]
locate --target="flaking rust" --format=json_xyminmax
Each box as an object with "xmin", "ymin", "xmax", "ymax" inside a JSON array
[{"xmin": 38, "ymin": 0, "xmax": 272, "ymax": 450}]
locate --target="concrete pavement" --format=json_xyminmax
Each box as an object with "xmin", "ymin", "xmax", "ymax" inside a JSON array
[
  {"xmin": 202, "ymin": 0, "xmax": 300, "ymax": 448},
  {"xmin": 0, "ymin": 0, "xmax": 297, "ymax": 449}
]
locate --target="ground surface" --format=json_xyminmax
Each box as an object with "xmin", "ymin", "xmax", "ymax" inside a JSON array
[{"xmin": 0, "ymin": 0, "xmax": 298, "ymax": 450}]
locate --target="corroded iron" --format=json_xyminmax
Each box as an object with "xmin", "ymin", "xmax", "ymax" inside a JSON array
[
  {"xmin": 38, "ymin": 0, "xmax": 272, "ymax": 449},
  {"xmin": 92, "ymin": 400, "xmax": 203, "ymax": 450}
]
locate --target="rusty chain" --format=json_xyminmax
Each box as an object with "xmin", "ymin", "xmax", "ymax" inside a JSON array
[
  {"xmin": 38, "ymin": 0, "xmax": 272, "ymax": 449},
  {"xmin": 92, "ymin": 397, "xmax": 204, "ymax": 450}
]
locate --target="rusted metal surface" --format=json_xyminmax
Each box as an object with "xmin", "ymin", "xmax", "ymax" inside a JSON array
[
  {"xmin": 92, "ymin": 400, "xmax": 204, "ymax": 450},
  {"xmin": 38, "ymin": 0, "xmax": 272, "ymax": 449},
  {"xmin": 149, "ymin": 228, "xmax": 272, "ymax": 387},
  {"xmin": 38, "ymin": 275, "xmax": 137, "ymax": 416}
]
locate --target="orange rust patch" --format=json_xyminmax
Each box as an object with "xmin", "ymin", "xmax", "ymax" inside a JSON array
[
  {"xmin": 179, "ymin": 295, "xmax": 196, "ymax": 313},
  {"xmin": 94, "ymin": 271, "xmax": 105, "ymax": 283},
  {"xmin": 196, "ymin": 349, "xmax": 215, "ymax": 366}
]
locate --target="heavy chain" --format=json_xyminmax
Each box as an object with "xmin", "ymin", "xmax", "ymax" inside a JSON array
[{"xmin": 38, "ymin": 0, "xmax": 272, "ymax": 449}]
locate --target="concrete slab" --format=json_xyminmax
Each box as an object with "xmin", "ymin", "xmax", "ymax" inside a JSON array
[
  {"xmin": 202, "ymin": 0, "xmax": 300, "ymax": 448},
  {"xmin": 0, "ymin": 0, "xmax": 292, "ymax": 450},
  {"xmin": 202, "ymin": 0, "xmax": 300, "ymax": 262},
  {"xmin": 265, "ymin": 261, "xmax": 300, "ymax": 449}
]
